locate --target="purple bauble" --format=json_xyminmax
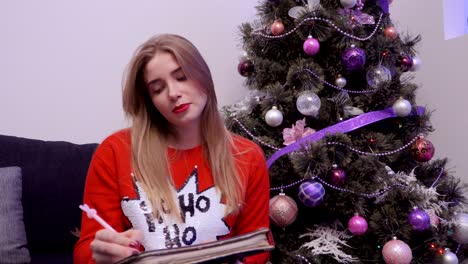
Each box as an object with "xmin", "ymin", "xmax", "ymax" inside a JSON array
[
  {"xmin": 303, "ymin": 36, "xmax": 320, "ymax": 56},
  {"xmin": 237, "ymin": 60, "xmax": 254, "ymax": 77},
  {"xmin": 397, "ymin": 55, "xmax": 413, "ymax": 72},
  {"xmin": 342, "ymin": 46, "xmax": 366, "ymax": 71},
  {"xmin": 382, "ymin": 237, "xmax": 413, "ymax": 264},
  {"xmin": 408, "ymin": 207, "xmax": 430, "ymax": 231},
  {"xmin": 348, "ymin": 213, "xmax": 368, "ymax": 235},
  {"xmin": 298, "ymin": 180, "xmax": 325, "ymax": 207},
  {"xmin": 329, "ymin": 165, "xmax": 346, "ymax": 186}
]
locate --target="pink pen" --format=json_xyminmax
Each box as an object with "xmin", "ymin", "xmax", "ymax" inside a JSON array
[{"xmin": 79, "ymin": 204, "xmax": 117, "ymax": 233}]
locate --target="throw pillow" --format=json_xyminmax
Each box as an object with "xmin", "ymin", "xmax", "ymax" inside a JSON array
[{"xmin": 0, "ymin": 166, "xmax": 31, "ymax": 263}]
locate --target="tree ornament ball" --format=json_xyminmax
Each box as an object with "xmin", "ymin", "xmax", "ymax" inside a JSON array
[
  {"xmin": 342, "ymin": 46, "xmax": 366, "ymax": 71},
  {"xmin": 271, "ymin": 20, "xmax": 285, "ymax": 36},
  {"xmin": 392, "ymin": 98, "xmax": 412, "ymax": 117},
  {"xmin": 348, "ymin": 213, "xmax": 368, "ymax": 235},
  {"xmin": 384, "ymin": 26, "xmax": 399, "ymax": 40},
  {"xmin": 397, "ymin": 55, "xmax": 413, "ymax": 72},
  {"xmin": 298, "ymin": 180, "xmax": 325, "ymax": 207},
  {"xmin": 340, "ymin": 0, "xmax": 357, "ymax": 9},
  {"xmin": 269, "ymin": 193, "xmax": 298, "ymax": 228},
  {"xmin": 408, "ymin": 207, "xmax": 431, "ymax": 231},
  {"xmin": 410, "ymin": 137, "xmax": 435, "ymax": 162},
  {"xmin": 440, "ymin": 248, "xmax": 459, "ymax": 264},
  {"xmin": 296, "ymin": 91, "xmax": 321, "ymax": 117},
  {"xmin": 237, "ymin": 60, "xmax": 254, "ymax": 77},
  {"xmin": 366, "ymin": 65, "xmax": 392, "ymax": 88},
  {"xmin": 453, "ymin": 212, "xmax": 468, "ymax": 244},
  {"xmin": 265, "ymin": 106, "xmax": 283, "ymax": 127},
  {"xmin": 335, "ymin": 76, "xmax": 347, "ymax": 88},
  {"xmin": 410, "ymin": 56, "xmax": 422, "ymax": 72},
  {"xmin": 303, "ymin": 36, "xmax": 320, "ymax": 55},
  {"xmin": 329, "ymin": 165, "xmax": 346, "ymax": 187},
  {"xmin": 382, "ymin": 237, "xmax": 413, "ymax": 264}
]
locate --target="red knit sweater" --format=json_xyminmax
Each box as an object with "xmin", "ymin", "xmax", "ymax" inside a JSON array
[{"xmin": 73, "ymin": 129, "xmax": 271, "ymax": 263}]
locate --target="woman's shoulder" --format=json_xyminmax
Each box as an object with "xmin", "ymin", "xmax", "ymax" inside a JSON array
[
  {"xmin": 231, "ymin": 134, "xmax": 264, "ymax": 158},
  {"xmin": 96, "ymin": 128, "xmax": 131, "ymax": 152}
]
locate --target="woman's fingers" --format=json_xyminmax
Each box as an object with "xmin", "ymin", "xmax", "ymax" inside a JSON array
[{"xmin": 91, "ymin": 229, "xmax": 142, "ymax": 264}]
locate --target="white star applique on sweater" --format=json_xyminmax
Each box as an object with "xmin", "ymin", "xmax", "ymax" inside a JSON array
[{"xmin": 121, "ymin": 167, "xmax": 230, "ymax": 250}]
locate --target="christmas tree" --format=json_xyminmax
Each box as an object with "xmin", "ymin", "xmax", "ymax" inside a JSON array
[{"xmin": 224, "ymin": 0, "xmax": 468, "ymax": 263}]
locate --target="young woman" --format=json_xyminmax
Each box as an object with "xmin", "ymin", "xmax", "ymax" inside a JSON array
[{"xmin": 73, "ymin": 34, "xmax": 271, "ymax": 264}]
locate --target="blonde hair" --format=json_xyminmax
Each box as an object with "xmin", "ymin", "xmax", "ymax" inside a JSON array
[{"xmin": 122, "ymin": 34, "xmax": 245, "ymax": 221}]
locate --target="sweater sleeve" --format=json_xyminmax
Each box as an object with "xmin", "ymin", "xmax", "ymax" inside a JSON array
[
  {"xmin": 231, "ymin": 143, "xmax": 272, "ymax": 264},
  {"xmin": 73, "ymin": 140, "xmax": 130, "ymax": 264}
]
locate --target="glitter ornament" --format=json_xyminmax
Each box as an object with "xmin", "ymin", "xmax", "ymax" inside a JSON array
[
  {"xmin": 410, "ymin": 137, "xmax": 435, "ymax": 162},
  {"xmin": 392, "ymin": 98, "xmax": 412, "ymax": 117},
  {"xmin": 296, "ymin": 91, "xmax": 321, "ymax": 117},
  {"xmin": 340, "ymin": 0, "xmax": 357, "ymax": 9},
  {"xmin": 342, "ymin": 46, "xmax": 366, "ymax": 71},
  {"xmin": 298, "ymin": 180, "xmax": 325, "ymax": 207},
  {"xmin": 265, "ymin": 106, "xmax": 283, "ymax": 127},
  {"xmin": 335, "ymin": 76, "xmax": 347, "ymax": 88},
  {"xmin": 440, "ymin": 248, "xmax": 459, "ymax": 264},
  {"xmin": 382, "ymin": 237, "xmax": 413, "ymax": 264},
  {"xmin": 410, "ymin": 56, "xmax": 422, "ymax": 72},
  {"xmin": 348, "ymin": 213, "xmax": 368, "ymax": 235},
  {"xmin": 397, "ymin": 55, "xmax": 413, "ymax": 72},
  {"xmin": 384, "ymin": 26, "xmax": 399, "ymax": 40},
  {"xmin": 303, "ymin": 35, "xmax": 320, "ymax": 55},
  {"xmin": 329, "ymin": 164, "xmax": 346, "ymax": 187},
  {"xmin": 237, "ymin": 59, "xmax": 254, "ymax": 77},
  {"xmin": 366, "ymin": 65, "xmax": 392, "ymax": 88},
  {"xmin": 453, "ymin": 212, "xmax": 468, "ymax": 244},
  {"xmin": 269, "ymin": 193, "xmax": 298, "ymax": 228},
  {"xmin": 271, "ymin": 20, "xmax": 285, "ymax": 36},
  {"xmin": 408, "ymin": 207, "xmax": 431, "ymax": 231}
]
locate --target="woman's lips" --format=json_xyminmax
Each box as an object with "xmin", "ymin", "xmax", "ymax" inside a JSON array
[{"xmin": 172, "ymin": 103, "xmax": 190, "ymax": 113}]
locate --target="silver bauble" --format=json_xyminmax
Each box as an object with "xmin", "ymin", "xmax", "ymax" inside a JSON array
[
  {"xmin": 453, "ymin": 213, "xmax": 468, "ymax": 244},
  {"xmin": 410, "ymin": 56, "xmax": 422, "ymax": 72},
  {"xmin": 366, "ymin": 65, "xmax": 392, "ymax": 88},
  {"xmin": 265, "ymin": 106, "xmax": 283, "ymax": 127},
  {"xmin": 238, "ymin": 50, "xmax": 248, "ymax": 62},
  {"xmin": 340, "ymin": 0, "xmax": 357, "ymax": 9},
  {"xmin": 392, "ymin": 98, "xmax": 412, "ymax": 117},
  {"xmin": 335, "ymin": 76, "xmax": 347, "ymax": 88},
  {"xmin": 441, "ymin": 248, "xmax": 459, "ymax": 264},
  {"xmin": 296, "ymin": 91, "xmax": 321, "ymax": 117}
]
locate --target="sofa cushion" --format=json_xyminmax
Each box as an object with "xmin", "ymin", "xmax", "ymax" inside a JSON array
[
  {"xmin": 0, "ymin": 166, "xmax": 31, "ymax": 263},
  {"xmin": 0, "ymin": 134, "xmax": 98, "ymax": 256}
]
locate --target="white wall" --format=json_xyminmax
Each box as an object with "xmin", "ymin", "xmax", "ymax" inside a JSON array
[
  {"xmin": 0, "ymin": 0, "xmax": 257, "ymax": 143},
  {"xmin": 1, "ymin": 1, "xmax": 467, "ymax": 181}
]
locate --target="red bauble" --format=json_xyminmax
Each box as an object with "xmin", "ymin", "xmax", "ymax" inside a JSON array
[
  {"xmin": 237, "ymin": 60, "xmax": 254, "ymax": 77},
  {"xmin": 384, "ymin": 26, "xmax": 399, "ymax": 40},
  {"xmin": 410, "ymin": 137, "xmax": 435, "ymax": 162},
  {"xmin": 269, "ymin": 193, "xmax": 298, "ymax": 228},
  {"xmin": 271, "ymin": 20, "xmax": 285, "ymax": 36},
  {"xmin": 329, "ymin": 165, "xmax": 346, "ymax": 186},
  {"xmin": 397, "ymin": 55, "xmax": 413, "ymax": 72}
]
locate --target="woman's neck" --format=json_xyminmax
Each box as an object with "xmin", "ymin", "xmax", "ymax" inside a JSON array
[{"xmin": 168, "ymin": 127, "xmax": 202, "ymax": 150}]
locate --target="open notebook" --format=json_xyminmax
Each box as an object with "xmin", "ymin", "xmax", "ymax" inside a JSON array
[{"xmin": 116, "ymin": 228, "xmax": 274, "ymax": 264}]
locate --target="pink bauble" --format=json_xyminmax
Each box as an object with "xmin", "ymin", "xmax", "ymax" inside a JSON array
[
  {"xmin": 382, "ymin": 238, "xmax": 412, "ymax": 264},
  {"xmin": 269, "ymin": 193, "xmax": 298, "ymax": 228},
  {"xmin": 348, "ymin": 214, "xmax": 368, "ymax": 235},
  {"xmin": 303, "ymin": 36, "xmax": 320, "ymax": 56},
  {"xmin": 410, "ymin": 137, "xmax": 435, "ymax": 162},
  {"xmin": 271, "ymin": 20, "xmax": 285, "ymax": 36},
  {"xmin": 384, "ymin": 26, "xmax": 399, "ymax": 40}
]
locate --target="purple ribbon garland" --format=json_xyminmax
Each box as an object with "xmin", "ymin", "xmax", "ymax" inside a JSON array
[{"xmin": 267, "ymin": 106, "xmax": 425, "ymax": 168}]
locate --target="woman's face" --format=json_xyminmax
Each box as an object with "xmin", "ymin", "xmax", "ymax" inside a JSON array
[{"xmin": 144, "ymin": 52, "xmax": 208, "ymax": 131}]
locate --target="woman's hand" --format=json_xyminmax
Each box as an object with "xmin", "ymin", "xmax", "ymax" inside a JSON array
[{"xmin": 90, "ymin": 229, "xmax": 143, "ymax": 264}]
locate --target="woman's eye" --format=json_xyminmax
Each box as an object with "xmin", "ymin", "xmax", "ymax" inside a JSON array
[{"xmin": 176, "ymin": 75, "xmax": 187, "ymax": 81}]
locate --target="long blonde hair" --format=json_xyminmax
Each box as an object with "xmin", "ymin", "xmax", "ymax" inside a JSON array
[{"xmin": 122, "ymin": 34, "xmax": 244, "ymax": 221}]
